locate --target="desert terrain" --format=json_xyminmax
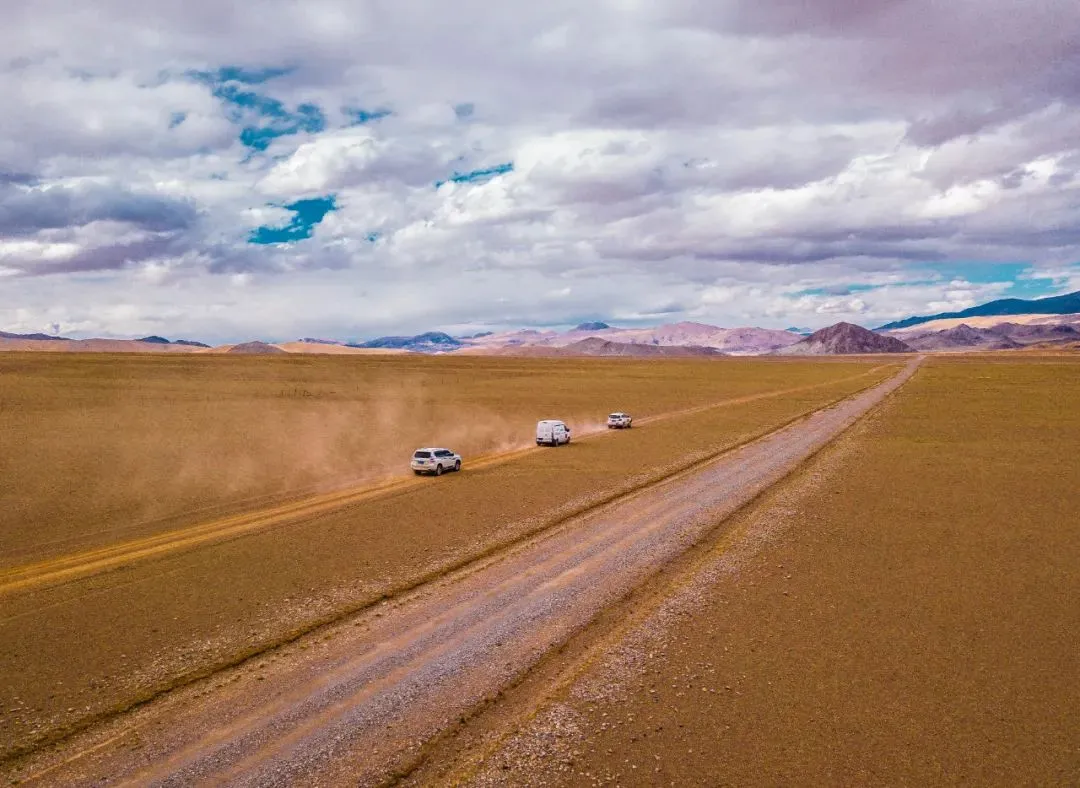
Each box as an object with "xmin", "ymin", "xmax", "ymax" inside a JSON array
[
  {"xmin": 420, "ymin": 356, "xmax": 1080, "ymax": 786},
  {"xmin": 1, "ymin": 351, "xmax": 1077, "ymax": 785},
  {"xmin": 0, "ymin": 352, "xmax": 890, "ymax": 765}
]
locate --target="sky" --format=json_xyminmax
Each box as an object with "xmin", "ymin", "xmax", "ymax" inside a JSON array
[{"xmin": 2, "ymin": 0, "xmax": 1080, "ymax": 343}]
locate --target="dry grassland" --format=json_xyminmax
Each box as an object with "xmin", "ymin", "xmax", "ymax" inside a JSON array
[
  {"xmin": 481, "ymin": 356, "xmax": 1080, "ymax": 786},
  {"xmin": 2, "ymin": 353, "xmax": 874, "ymax": 565},
  {"xmin": 0, "ymin": 353, "xmax": 891, "ymax": 760}
]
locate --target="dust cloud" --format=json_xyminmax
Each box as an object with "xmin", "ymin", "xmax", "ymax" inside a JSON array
[{"xmin": 0, "ymin": 371, "xmax": 542, "ymax": 561}]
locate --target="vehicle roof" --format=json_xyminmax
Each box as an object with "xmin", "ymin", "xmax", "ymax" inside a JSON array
[
  {"xmin": 414, "ymin": 447, "xmax": 454, "ymax": 452},
  {"xmin": 537, "ymin": 419, "xmax": 565, "ymax": 424},
  {"xmin": 609, "ymin": 412, "xmax": 627, "ymax": 416}
]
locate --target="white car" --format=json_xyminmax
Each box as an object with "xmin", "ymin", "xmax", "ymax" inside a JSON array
[
  {"xmin": 607, "ymin": 412, "xmax": 633, "ymax": 429},
  {"xmin": 536, "ymin": 419, "xmax": 571, "ymax": 446},
  {"xmin": 411, "ymin": 447, "xmax": 462, "ymax": 476}
]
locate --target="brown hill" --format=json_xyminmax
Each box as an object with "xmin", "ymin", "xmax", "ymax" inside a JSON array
[
  {"xmin": 905, "ymin": 324, "xmax": 1021, "ymax": 352},
  {"xmin": 1025, "ymin": 340, "xmax": 1080, "ymax": 351},
  {"xmin": 774, "ymin": 322, "xmax": 913, "ymax": 355},
  {"xmin": 560, "ymin": 338, "xmax": 725, "ymax": 357},
  {"xmin": 226, "ymin": 341, "xmax": 287, "ymax": 355},
  {"xmin": 988, "ymin": 322, "xmax": 1080, "ymax": 345}
]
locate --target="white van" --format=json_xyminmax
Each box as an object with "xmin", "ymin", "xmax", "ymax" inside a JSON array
[{"xmin": 536, "ymin": 419, "xmax": 571, "ymax": 446}]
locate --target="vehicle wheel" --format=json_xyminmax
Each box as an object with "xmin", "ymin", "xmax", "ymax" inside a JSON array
[
  {"xmin": 454, "ymin": 460, "xmax": 461, "ymax": 472},
  {"xmin": 435, "ymin": 464, "xmax": 443, "ymax": 476},
  {"xmin": 414, "ymin": 470, "xmax": 422, "ymax": 475}
]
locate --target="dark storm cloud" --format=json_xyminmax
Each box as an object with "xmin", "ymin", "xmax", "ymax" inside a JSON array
[
  {"xmin": 0, "ymin": 170, "xmax": 37, "ymax": 185},
  {"xmin": 0, "ymin": 183, "xmax": 197, "ymax": 236},
  {"xmin": 6, "ymin": 235, "xmax": 186, "ymax": 277}
]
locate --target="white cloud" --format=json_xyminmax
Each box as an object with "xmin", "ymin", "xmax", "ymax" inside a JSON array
[{"xmin": 2, "ymin": 0, "xmax": 1080, "ymax": 340}]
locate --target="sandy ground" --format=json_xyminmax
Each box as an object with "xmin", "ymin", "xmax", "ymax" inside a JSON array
[
  {"xmin": 270, "ymin": 342, "xmax": 404, "ymax": 355},
  {"xmin": 445, "ymin": 356, "xmax": 1080, "ymax": 786},
  {"xmin": 1, "ymin": 360, "xmax": 920, "ymax": 785}
]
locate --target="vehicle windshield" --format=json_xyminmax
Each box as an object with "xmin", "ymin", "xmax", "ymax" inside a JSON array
[{"xmin": 413, "ymin": 451, "xmax": 431, "ymax": 458}]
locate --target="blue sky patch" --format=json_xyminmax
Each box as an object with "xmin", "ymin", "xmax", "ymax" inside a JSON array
[
  {"xmin": 793, "ymin": 262, "xmax": 1065, "ymax": 301},
  {"xmin": 215, "ymin": 86, "xmax": 288, "ymax": 120},
  {"xmin": 914, "ymin": 262, "xmax": 1060, "ymax": 298},
  {"xmin": 435, "ymin": 162, "xmax": 514, "ymax": 188},
  {"xmin": 345, "ymin": 107, "xmax": 392, "ymax": 125},
  {"xmin": 239, "ymin": 102, "xmax": 326, "ymax": 151},
  {"xmin": 168, "ymin": 111, "xmax": 187, "ymax": 129},
  {"xmin": 918, "ymin": 261, "xmax": 1028, "ymax": 284},
  {"xmin": 454, "ymin": 102, "xmax": 475, "ymax": 120},
  {"xmin": 249, "ymin": 196, "xmax": 337, "ymax": 245},
  {"xmin": 794, "ymin": 283, "xmax": 880, "ymax": 297},
  {"xmin": 190, "ymin": 66, "xmax": 294, "ymax": 86},
  {"xmin": 191, "ymin": 65, "xmax": 326, "ymax": 151}
]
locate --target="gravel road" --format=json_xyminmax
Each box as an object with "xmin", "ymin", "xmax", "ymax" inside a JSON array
[{"xmin": 12, "ymin": 358, "xmax": 921, "ymax": 787}]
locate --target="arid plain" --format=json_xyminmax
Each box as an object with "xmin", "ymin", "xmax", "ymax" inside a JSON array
[
  {"xmin": 0, "ymin": 353, "xmax": 889, "ymax": 762},
  {"xmin": 1, "ymin": 352, "xmax": 1077, "ymax": 786}
]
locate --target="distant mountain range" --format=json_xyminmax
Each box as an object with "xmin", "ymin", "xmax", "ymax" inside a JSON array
[
  {"xmin": 350, "ymin": 331, "xmax": 464, "ymax": 352},
  {"xmin": 877, "ymin": 290, "xmax": 1080, "ymax": 331},
  {"xmin": 0, "ymin": 330, "xmax": 70, "ymax": 341},
  {"xmin": 137, "ymin": 336, "xmax": 211, "ymax": 348},
  {"xmin": 0, "ymin": 331, "xmax": 209, "ymax": 348},
  {"xmin": 4, "ymin": 289, "xmax": 1079, "ymax": 357},
  {"xmin": 475, "ymin": 337, "xmax": 726, "ymax": 358},
  {"xmin": 315, "ymin": 322, "xmax": 803, "ymax": 355},
  {"xmin": 904, "ymin": 325, "xmax": 1021, "ymax": 351},
  {"xmin": 457, "ymin": 321, "xmax": 802, "ymax": 355},
  {"xmin": 896, "ymin": 320, "xmax": 1080, "ymax": 352}
]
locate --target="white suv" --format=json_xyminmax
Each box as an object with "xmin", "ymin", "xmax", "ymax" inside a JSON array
[
  {"xmin": 411, "ymin": 448, "xmax": 462, "ymax": 476},
  {"xmin": 606, "ymin": 412, "xmax": 633, "ymax": 429}
]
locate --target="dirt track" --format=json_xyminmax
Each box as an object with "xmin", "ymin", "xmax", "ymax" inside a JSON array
[
  {"xmin": 452, "ymin": 356, "xmax": 1080, "ymax": 786},
  {"xmin": 7, "ymin": 358, "xmax": 921, "ymax": 785}
]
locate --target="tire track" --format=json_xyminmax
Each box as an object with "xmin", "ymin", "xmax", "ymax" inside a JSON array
[
  {"xmin": 9, "ymin": 359, "xmax": 919, "ymax": 786},
  {"xmin": 0, "ymin": 366, "xmax": 892, "ymax": 598}
]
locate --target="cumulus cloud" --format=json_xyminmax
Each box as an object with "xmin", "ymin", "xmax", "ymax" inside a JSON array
[{"xmin": 1, "ymin": 0, "xmax": 1079, "ymax": 340}]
